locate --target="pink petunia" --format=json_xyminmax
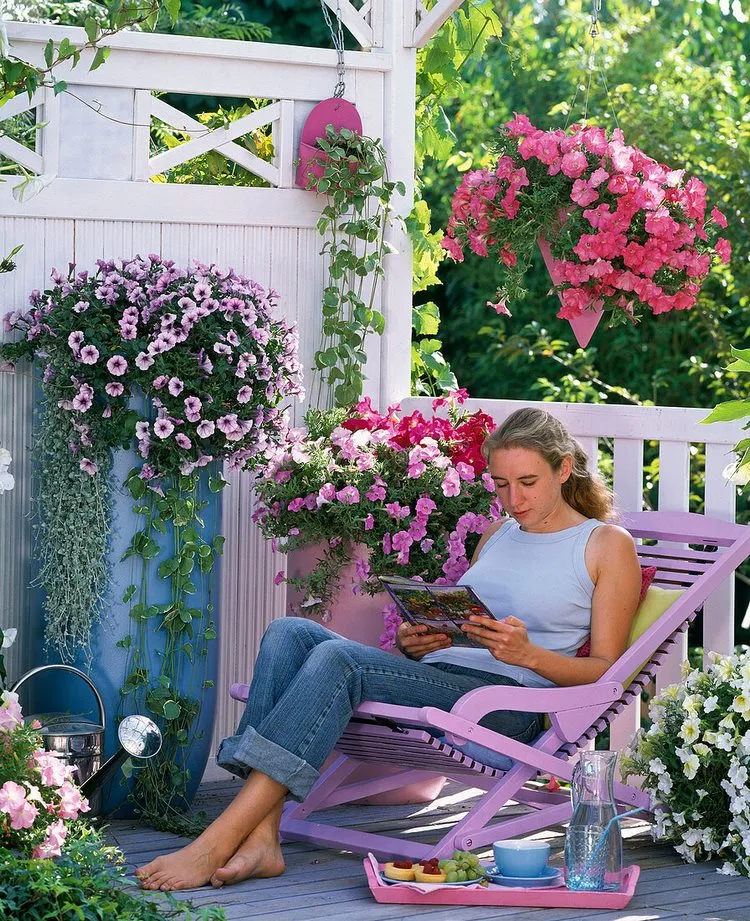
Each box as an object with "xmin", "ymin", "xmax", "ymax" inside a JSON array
[
  {"xmin": 79, "ymin": 344, "xmax": 99, "ymax": 365},
  {"xmin": 34, "ymin": 751, "xmax": 73, "ymax": 787},
  {"xmin": 79, "ymin": 457, "xmax": 99, "ymax": 476},
  {"xmin": 56, "ymin": 780, "xmax": 89, "ymax": 820},
  {"xmin": 152, "ymin": 375, "xmax": 168, "ymax": 390},
  {"xmin": 67, "ymin": 331, "xmax": 84, "ymax": 350},
  {"xmin": 364, "ymin": 514, "xmax": 375, "ymax": 531},
  {"xmin": 336, "ymin": 486, "xmax": 360, "ymax": 505},
  {"xmin": 153, "ymin": 418, "xmax": 174, "ymax": 439},
  {"xmin": 0, "ymin": 781, "xmax": 39, "ymax": 829},
  {"xmin": 32, "ymin": 819, "xmax": 68, "ymax": 859},
  {"xmin": 710, "ymin": 206, "xmax": 728, "ymax": 228},
  {"xmin": 105, "ymin": 382, "xmax": 124, "ymax": 397},
  {"xmin": 0, "ymin": 690, "xmax": 23, "ymax": 731},
  {"xmin": 175, "ymin": 433, "xmax": 192, "ymax": 450},
  {"xmin": 560, "ymin": 150, "xmax": 588, "ymax": 179},
  {"xmin": 107, "ymin": 355, "xmax": 128, "ymax": 376},
  {"xmin": 237, "ymin": 385, "xmax": 253, "ymax": 404},
  {"xmin": 715, "ymin": 238, "xmax": 732, "ymax": 264},
  {"xmin": 168, "ymin": 377, "xmax": 184, "ymax": 397},
  {"xmin": 197, "ymin": 420, "xmax": 215, "ymax": 438},
  {"xmin": 441, "ymin": 467, "xmax": 462, "ymax": 497},
  {"xmin": 135, "ymin": 352, "xmax": 154, "ymax": 371}
]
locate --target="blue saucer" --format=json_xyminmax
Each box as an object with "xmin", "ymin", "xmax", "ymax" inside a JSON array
[{"xmin": 485, "ymin": 865, "xmax": 564, "ymax": 888}]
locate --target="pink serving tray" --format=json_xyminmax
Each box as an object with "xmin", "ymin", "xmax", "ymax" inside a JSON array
[{"xmin": 364, "ymin": 861, "xmax": 640, "ymax": 908}]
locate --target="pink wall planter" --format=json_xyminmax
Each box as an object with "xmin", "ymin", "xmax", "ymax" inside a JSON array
[{"xmin": 286, "ymin": 543, "xmax": 447, "ymax": 804}]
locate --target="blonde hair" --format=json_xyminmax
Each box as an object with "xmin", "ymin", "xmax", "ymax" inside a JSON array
[{"xmin": 482, "ymin": 407, "xmax": 614, "ymax": 521}]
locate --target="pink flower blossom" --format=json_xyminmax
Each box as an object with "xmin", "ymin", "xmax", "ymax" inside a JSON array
[
  {"xmin": 715, "ymin": 238, "xmax": 732, "ymax": 264},
  {"xmin": 168, "ymin": 377, "xmax": 184, "ymax": 396},
  {"xmin": 135, "ymin": 351, "xmax": 154, "ymax": 370},
  {"xmin": 364, "ymin": 514, "xmax": 375, "ymax": 530},
  {"xmin": 0, "ymin": 690, "xmax": 23, "ymax": 731},
  {"xmin": 0, "ymin": 781, "xmax": 39, "ymax": 829},
  {"xmin": 274, "ymin": 570, "xmax": 285, "ymax": 586},
  {"xmin": 79, "ymin": 344, "xmax": 99, "ymax": 364},
  {"xmin": 34, "ymin": 751, "xmax": 73, "ymax": 787},
  {"xmin": 105, "ymin": 382, "xmax": 124, "ymax": 397},
  {"xmin": 441, "ymin": 467, "xmax": 461, "ymax": 497},
  {"xmin": 366, "ymin": 484, "xmax": 386, "ymax": 502},
  {"xmin": 79, "ymin": 457, "xmax": 99, "ymax": 476},
  {"xmin": 197, "ymin": 420, "xmax": 215, "ymax": 438},
  {"xmin": 487, "ymin": 300, "xmax": 512, "ymax": 316},
  {"xmin": 154, "ymin": 418, "xmax": 175, "ymax": 439},
  {"xmin": 32, "ymin": 819, "xmax": 68, "ymax": 859},
  {"xmin": 560, "ymin": 150, "xmax": 588, "ymax": 178},
  {"xmin": 175, "ymin": 433, "xmax": 192, "ymax": 449},
  {"xmin": 237, "ymin": 385, "xmax": 252, "ymax": 403},
  {"xmin": 152, "ymin": 375, "xmax": 168, "ymax": 390},
  {"xmin": 710, "ymin": 206, "xmax": 728, "ymax": 228},
  {"xmin": 56, "ymin": 780, "xmax": 89, "ymax": 819},
  {"xmin": 67, "ymin": 331, "xmax": 84, "ymax": 350},
  {"xmin": 336, "ymin": 486, "xmax": 360, "ymax": 505}
]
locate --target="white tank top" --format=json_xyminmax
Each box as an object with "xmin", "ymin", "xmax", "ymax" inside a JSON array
[{"xmin": 422, "ymin": 517, "xmax": 604, "ymax": 688}]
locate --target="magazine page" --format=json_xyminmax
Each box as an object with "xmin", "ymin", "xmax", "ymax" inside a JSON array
[{"xmin": 379, "ymin": 577, "xmax": 496, "ymax": 648}]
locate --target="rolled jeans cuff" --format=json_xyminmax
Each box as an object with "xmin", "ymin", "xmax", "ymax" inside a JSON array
[{"xmin": 216, "ymin": 727, "xmax": 320, "ymax": 801}]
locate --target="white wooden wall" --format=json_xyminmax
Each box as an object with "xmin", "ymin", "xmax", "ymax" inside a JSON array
[{"xmin": 0, "ymin": 9, "xmax": 417, "ymax": 727}]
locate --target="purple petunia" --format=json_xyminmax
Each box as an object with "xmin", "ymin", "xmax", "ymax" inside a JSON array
[
  {"xmin": 196, "ymin": 420, "xmax": 215, "ymax": 438},
  {"xmin": 152, "ymin": 375, "xmax": 168, "ymax": 390},
  {"xmin": 175, "ymin": 433, "xmax": 192, "ymax": 450},
  {"xmin": 68, "ymin": 331, "xmax": 84, "ymax": 350},
  {"xmin": 105, "ymin": 382, "xmax": 124, "ymax": 397},
  {"xmin": 237, "ymin": 385, "xmax": 252, "ymax": 404},
  {"xmin": 107, "ymin": 355, "xmax": 128, "ymax": 376},
  {"xmin": 217, "ymin": 414, "xmax": 239, "ymax": 435},
  {"xmin": 153, "ymin": 418, "xmax": 175, "ymax": 439},
  {"xmin": 168, "ymin": 377, "xmax": 184, "ymax": 397},
  {"xmin": 79, "ymin": 457, "xmax": 99, "ymax": 476},
  {"xmin": 135, "ymin": 351, "xmax": 154, "ymax": 371},
  {"xmin": 79, "ymin": 344, "xmax": 99, "ymax": 365}
]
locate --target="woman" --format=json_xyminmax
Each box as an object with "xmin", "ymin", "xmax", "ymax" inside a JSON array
[{"xmin": 137, "ymin": 407, "xmax": 641, "ymax": 891}]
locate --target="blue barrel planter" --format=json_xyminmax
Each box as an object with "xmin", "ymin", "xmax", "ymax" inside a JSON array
[{"xmin": 27, "ymin": 445, "xmax": 223, "ymax": 817}]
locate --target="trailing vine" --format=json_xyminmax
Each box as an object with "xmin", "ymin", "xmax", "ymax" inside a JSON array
[
  {"xmin": 305, "ymin": 127, "xmax": 404, "ymax": 409},
  {"xmin": 118, "ymin": 468, "xmax": 224, "ymax": 829},
  {"xmin": 34, "ymin": 402, "xmax": 112, "ymax": 661}
]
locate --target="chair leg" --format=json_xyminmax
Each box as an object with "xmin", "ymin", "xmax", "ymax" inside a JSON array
[{"xmin": 282, "ymin": 754, "xmax": 360, "ymax": 823}]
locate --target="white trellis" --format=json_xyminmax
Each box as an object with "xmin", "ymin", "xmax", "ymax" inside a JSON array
[{"xmin": 1, "ymin": 4, "xmax": 746, "ymax": 761}]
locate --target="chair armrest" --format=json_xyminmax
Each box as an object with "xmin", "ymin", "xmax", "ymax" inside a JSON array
[{"xmin": 449, "ymin": 681, "xmax": 622, "ymax": 723}]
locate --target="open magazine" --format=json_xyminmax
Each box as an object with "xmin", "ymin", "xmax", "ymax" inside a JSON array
[{"xmin": 378, "ymin": 575, "xmax": 497, "ymax": 648}]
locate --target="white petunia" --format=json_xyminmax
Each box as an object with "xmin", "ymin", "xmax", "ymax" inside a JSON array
[
  {"xmin": 703, "ymin": 695, "xmax": 719, "ymax": 713},
  {"xmin": 680, "ymin": 718, "xmax": 701, "ymax": 744},
  {"xmin": 0, "ymin": 627, "xmax": 16, "ymax": 648},
  {"xmin": 694, "ymin": 743, "xmax": 711, "ymax": 759},
  {"xmin": 716, "ymin": 732, "xmax": 735, "ymax": 752},
  {"xmin": 658, "ymin": 773, "xmax": 673, "ymax": 795},
  {"xmin": 718, "ymin": 861, "xmax": 740, "ymax": 876},
  {"xmin": 649, "ymin": 757, "xmax": 667, "ymax": 776},
  {"xmin": 683, "ymin": 754, "xmax": 700, "ymax": 779}
]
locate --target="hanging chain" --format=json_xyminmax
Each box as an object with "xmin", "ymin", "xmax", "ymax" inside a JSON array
[{"xmin": 320, "ymin": 0, "xmax": 347, "ymax": 98}]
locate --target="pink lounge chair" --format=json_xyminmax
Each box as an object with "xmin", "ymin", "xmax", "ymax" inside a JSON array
[{"xmin": 230, "ymin": 510, "xmax": 750, "ymax": 859}]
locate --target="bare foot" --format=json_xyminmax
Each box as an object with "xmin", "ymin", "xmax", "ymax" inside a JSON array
[
  {"xmin": 209, "ymin": 831, "xmax": 285, "ymax": 888},
  {"xmin": 136, "ymin": 838, "xmax": 233, "ymax": 890}
]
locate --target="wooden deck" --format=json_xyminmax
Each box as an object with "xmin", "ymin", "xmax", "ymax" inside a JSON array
[{"xmin": 107, "ymin": 766, "xmax": 750, "ymax": 921}]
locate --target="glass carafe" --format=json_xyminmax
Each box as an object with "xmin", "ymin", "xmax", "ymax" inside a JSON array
[{"xmin": 565, "ymin": 750, "xmax": 623, "ymax": 891}]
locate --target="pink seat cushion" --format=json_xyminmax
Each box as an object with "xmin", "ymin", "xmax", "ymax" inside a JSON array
[{"xmin": 575, "ymin": 565, "xmax": 657, "ymax": 658}]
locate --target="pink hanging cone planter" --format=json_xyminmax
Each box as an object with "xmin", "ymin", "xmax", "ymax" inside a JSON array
[{"xmin": 537, "ymin": 233, "xmax": 605, "ymax": 348}]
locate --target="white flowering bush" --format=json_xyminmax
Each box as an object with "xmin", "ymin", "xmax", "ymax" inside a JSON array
[{"xmin": 622, "ymin": 649, "xmax": 750, "ymax": 876}]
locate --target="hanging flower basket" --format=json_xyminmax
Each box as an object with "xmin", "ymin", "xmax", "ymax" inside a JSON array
[{"xmin": 442, "ymin": 114, "xmax": 731, "ymax": 346}]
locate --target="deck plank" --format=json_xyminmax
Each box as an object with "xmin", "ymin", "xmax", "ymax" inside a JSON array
[{"xmin": 107, "ymin": 776, "xmax": 750, "ymax": 921}]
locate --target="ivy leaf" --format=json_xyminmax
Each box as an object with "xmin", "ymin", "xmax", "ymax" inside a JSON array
[
  {"xmin": 157, "ymin": 558, "xmax": 179, "ymax": 579},
  {"xmin": 122, "ymin": 584, "xmax": 137, "ymax": 603},
  {"xmin": 127, "ymin": 476, "xmax": 146, "ymax": 500},
  {"xmin": 43, "ymin": 39, "xmax": 54, "ymax": 67},
  {"xmin": 212, "ymin": 536, "xmax": 225, "ymax": 555},
  {"xmin": 163, "ymin": 700, "xmax": 181, "ymax": 721},
  {"xmin": 208, "ymin": 476, "xmax": 227, "ymax": 493},
  {"xmin": 89, "ymin": 47, "xmax": 110, "ymax": 72},
  {"xmin": 140, "ymin": 537, "xmax": 160, "ymax": 560},
  {"xmin": 413, "ymin": 301, "xmax": 440, "ymax": 337},
  {"xmin": 204, "ymin": 627, "xmax": 217, "ymax": 641}
]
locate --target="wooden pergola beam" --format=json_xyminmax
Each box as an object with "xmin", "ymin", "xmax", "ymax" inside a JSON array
[{"xmin": 408, "ymin": 0, "xmax": 468, "ymax": 48}]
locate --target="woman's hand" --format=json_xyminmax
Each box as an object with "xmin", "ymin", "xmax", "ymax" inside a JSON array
[
  {"xmin": 396, "ymin": 623, "xmax": 451, "ymax": 660},
  {"xmin": 462, "ymin": 615, "xmax": 533, "ymax": 666}
]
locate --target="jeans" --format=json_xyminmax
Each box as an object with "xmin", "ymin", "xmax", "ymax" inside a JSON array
[{"xmin": 217, "ymin": 617, "xmax": 543, "ymax": 800}]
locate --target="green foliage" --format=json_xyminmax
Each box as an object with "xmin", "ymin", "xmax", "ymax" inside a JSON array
[
  {"xmin": 120, "ymin": 471, "xmax": 220, "ymax": 826},
  {"xmin": 33, "ymin": 402, "xmax": 112, "ymax": 661},
  {"xmin": 154, "ymin": 1, "xmax": 271, "ymax": 41},
  {"xmin": 305, "ymin": 126, "xmax": 404, "ymax": 409},
  {"xmin": 704, "ymin": 346, "xmax": 750, "ymax": 481},
  {"xmin": 0, "ymin": 829, "xmax": 226, "ymax": 920},
  {"xmin": 150, "ymin": 100, "xmax": 274, "ymax": 187}
]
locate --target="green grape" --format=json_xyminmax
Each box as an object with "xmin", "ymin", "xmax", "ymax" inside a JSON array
[
  {"xmin": 457, "ymin": 869, "xmax": 467, "ymax": 881},
  {"xmin": 446, "ymin": 871, "xmax": 458, "ymax": 882}
]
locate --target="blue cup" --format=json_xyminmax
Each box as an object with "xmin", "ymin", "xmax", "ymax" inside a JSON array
[{"xmin": 492, "ymin": 840, "xmax": 551, "ymax": 878}]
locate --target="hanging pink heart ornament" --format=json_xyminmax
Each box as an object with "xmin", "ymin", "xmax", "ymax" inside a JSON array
[{"xmin": 296, "ymin": 98, "xmax": 363, "ymax": 189}]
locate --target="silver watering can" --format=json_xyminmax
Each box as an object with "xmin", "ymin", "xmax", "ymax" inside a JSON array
[{"xmin": 12, "ymin": 664, "xmax": 162, "ymax": 815}]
